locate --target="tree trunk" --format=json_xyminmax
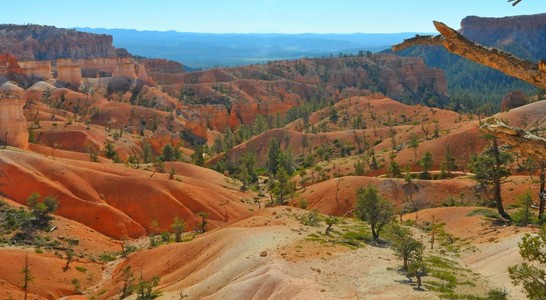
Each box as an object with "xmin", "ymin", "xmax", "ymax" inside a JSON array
[
  {"xmin": 538, "ymin": 161, "xmax": 546, "ymax": 223},
  {"xmin": 371, "ymin": 224, "xmax": 379, "ymax": 241},
  {"xmin": 492, "ymin": 138, "xmax": 511, "ymax": 220}
]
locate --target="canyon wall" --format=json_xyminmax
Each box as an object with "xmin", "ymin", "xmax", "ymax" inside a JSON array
[
  {"xmin": 460, "ymin": 13, "xmax": 546, "ymax": 61},
  {"xmin": 0, "ymin": 24, "xmax": 118, "ymax": 61}
]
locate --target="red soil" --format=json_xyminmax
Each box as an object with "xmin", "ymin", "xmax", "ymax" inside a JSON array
[{"xmin": 0, "ymin": 148, "xmax": 252, "ymax": 239}]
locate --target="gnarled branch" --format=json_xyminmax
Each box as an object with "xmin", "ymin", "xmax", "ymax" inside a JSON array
[
  {"xmin": 481, "ymin": 121, "xmax": 546, "ymax": 160},
  {"xmin": 508, "ymin": 0, "xmax": 523, "ymax": 6},
  {"xmin": 392, "ymin": 21, "xmax": 546, "ymax": 89}
]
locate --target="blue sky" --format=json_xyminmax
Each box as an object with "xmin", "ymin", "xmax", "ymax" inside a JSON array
[{"xmin": 4, "ymin": 0, "xmax": 544, "ymax": 33}]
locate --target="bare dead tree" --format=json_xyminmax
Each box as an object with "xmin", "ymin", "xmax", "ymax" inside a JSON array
[{"xmin": 392, "ymin": 21, "xmax": 546, "ymax": 89}]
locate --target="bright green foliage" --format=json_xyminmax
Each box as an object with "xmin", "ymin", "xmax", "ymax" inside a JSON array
[
  {"xmin": 325, "ymin": 216, "xmax": 339, "ymax": 235},
  {"xmin": 390, "ymin": 223, "xmax": 424, "ymax": 270},
  {"xmin": 387, "ymin": 153, "xmax": 402, "ymax": 178},
  {"xmin": 508, "ymin": 225, "xmax": 546, "ymax": 299},
  {"xmin": 469, "ymin": 145, "xmax": 513, "ymax": 187},
  {"xmin": 300, "ymin": 209, "xmax": 321, "ymax": 226},
  {"xmin": 171, "ymin": 216, "xmax": 185, "ymax": 242},
  {"xmin": 512, "ymin": 191, "xmax": 537, "ymax": 226},
  {"xmin": 485, "ymin": 288, "xmax": 508, "ymax": 300},
  {"xmin": 355, "ymin": 185, "xmax": 394, "ymax": 241},
  {"xmin": 354, "ymin": 159, "xmax": 365, "ymax": 176},
  {"xmin": 104, "ymin": 141, "xmax": 117, "ymax": 159},
  {"xmin": 27, "ymin": 193, "xmax": 58, "ymax": 230},
  {"xmin": 135, "ymin": 275, "xmax": 161, "ymax": 300},
  {"xmin": 419, "ymin": 151, "xmax": 433, "ymax": 179},
  {"xmin": 149, "ymin": 219, "xmax": 159, "ymax": 247}
]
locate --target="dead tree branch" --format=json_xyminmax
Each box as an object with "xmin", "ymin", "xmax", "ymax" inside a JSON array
[
  {"xmin": 392, "ymin": 21, "xmax": 546, "ymax": 89},
  {"xmin": 481, "ymin": 121, "xmax": 546, "ymax": 160}
]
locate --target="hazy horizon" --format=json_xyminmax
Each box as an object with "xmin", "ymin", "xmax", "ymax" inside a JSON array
[{"xmin": 3, "ymin": 0, "xmax": 544, "ymax": 34}]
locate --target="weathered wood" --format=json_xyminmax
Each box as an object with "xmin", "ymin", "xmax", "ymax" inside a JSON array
[
  {"xmin": 481, "ymin": 122, "xmax": 546, "ymax": 159},
  {"xmin": 508, "ymin": 0, "xmax": 523, "ymax": 6},
  {"xmin": 392, "ymin": 21, "xmax": 546, "ymax": 89}
]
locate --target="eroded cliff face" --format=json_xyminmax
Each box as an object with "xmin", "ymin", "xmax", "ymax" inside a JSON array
[
  {"xmin": 18, "ymin": 60, "xmax": 52, "ymax": 80},
  {"xmin": 459, "ymin": 14, "xmax": 546, "ymax": 62},
  {"xmin": 460, "ymin": 14, "xmax": 546, "ymax": 58},
  {"xmin": 0, "ymin": 25, "xmax": 118, "ymax": 61},
  {"xmin": 0, "ymin": 53, "xmax": 23, "ymax": 75},
  {"xmin": 0, "ymin": 82, "xmax": 28, "ymax": 149}
]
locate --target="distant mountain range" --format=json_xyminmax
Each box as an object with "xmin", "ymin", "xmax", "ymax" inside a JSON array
[{"xmin": 76, "ymin": 28, "xmax": 426, "ymax": 69}]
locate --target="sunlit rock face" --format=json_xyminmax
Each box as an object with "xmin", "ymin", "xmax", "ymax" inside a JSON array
[{"xmin": 0, "ymin": 82, "xmax": 28, "ymax": 149}]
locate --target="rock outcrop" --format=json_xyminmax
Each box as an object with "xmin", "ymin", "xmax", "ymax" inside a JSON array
[
  {"xmin": 0, "ymin": 82, "xmax": 28, "ymax": 149},
  {"xmin": 500, "ymin": 90, "xmax": 528, "ymax": 111},
  {"xmin": 460, "ymin": 13, "xmax": 546, "ymax": 61},
  {"xmin": 0, "ymin": 53, "xmax": 23, "ymax": 75},
  {"xmin": 139, "ymin": 58, "xmax": 184, "ymax": 75},
  {"xmin": 18, "ymin": 60, "xmax": 52, "ymax": 80},
  {"xmin": 56, "ymin": 59, "xmax": 83, "ymax": 87},
  {"xmin": 77, "ymin": 57, "xmax": 137, "ymax": 78},
  {"xmin": 0, "ymin": 24, "xmax": 118, "ymax": 61}
]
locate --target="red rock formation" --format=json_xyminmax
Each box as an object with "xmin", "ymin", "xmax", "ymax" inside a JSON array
[
  {"xmin": 18, "ymin": 60, "xmax": 52, "ymax": 80},
  {"xmin": 147, "ymin": 128, "xmax": 183, "ymax": 154},
  {"xmin": 0, "ymin": 25, "xmax": 118, "ymax": 61},
  {"xmin": 136, "ymin": 63, "xmax": 153, "ymax": 84},
  {"xmin": 500, "ymin": 90, "xmax": 528, "ymax": 111},
  {"xmin": 460, "ymin": 13, "xmax": 546, "ymax": 46},
  {"xmin": 139, "ymin": 58, "xmax": 184, "ymax": 75},
  {"xmin": 193, "ymin": 104, "xmax": 232, "ymax": 133},
  {"xmin": 112, "ymin": 58, "xmax": 136, "ymax": 78},
  {"xmin": 0, "ymin": 82, "xmax": 28, "ymax": 149},
  {"xmin": 70, "ymin": 57, "xmax": 137, "ymax": 79},
  {"xmin": 56, "ymin": 59, "xmax": 83, "ymax": 87},
  {"xmin": 231, "ymin": 98, "xmax": 296, "ymax": 125},
  {"xmin": 229, "ymin": 109, "xmax": 240, "ymax": 128},
  {"xmin": 185, "ymin": 116, "xmax": 208, "ymax": 140},
  {"xmin": 0, "ymin": 53, "xmax": 24, "ymax": 75}
]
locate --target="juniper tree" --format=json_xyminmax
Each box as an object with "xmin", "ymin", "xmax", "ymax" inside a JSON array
[
  {"xmin": 468, "ymin": 136, "xmax": 513, "ymax": 220},
  {"xmin": 508, "ymin": 225, "xmax": 546, "ymax": 299},
  {"xmin": 355, "ymin": 185, "xmax": 394, "ymax": 242},
  {"xmin": 171, "ymin": 216, "xmax": 185, "ymax": 242}
]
